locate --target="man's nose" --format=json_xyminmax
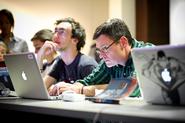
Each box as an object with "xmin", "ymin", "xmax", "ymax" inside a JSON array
[{"xmin": 99, "ymin": 52, "xmax": 107, "ymax": 59}]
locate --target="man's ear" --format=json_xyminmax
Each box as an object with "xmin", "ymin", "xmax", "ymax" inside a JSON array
[
  {"xmin": 119, "ymin": 36, "xmax": 128, "ymax": 48},
  {"xmin": 72, "ymin": 38, "xmax": 79, "ymax": 44}
]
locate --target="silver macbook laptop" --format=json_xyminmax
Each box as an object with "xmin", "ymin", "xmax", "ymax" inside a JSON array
[
  {"xmin": 132, "ymin": 44, "xmax": 185, "ymax": 105},
  {"xmin": 4, "ymin": 52, "xmax": 60, "ymax": 100}
]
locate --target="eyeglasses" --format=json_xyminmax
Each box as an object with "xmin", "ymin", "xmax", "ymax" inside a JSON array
[
  {"xmin": 96, "ymin": 41, "xmax": 115, "ymax": 54},
  {"xmin": 54, "ymin": 28, "xmax": 65, "ymax": 35}
]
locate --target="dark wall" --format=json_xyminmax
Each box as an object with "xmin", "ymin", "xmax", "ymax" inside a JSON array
[{"xmin": 136, "ymin": 0, "xmax": 169, "ymax": 45}]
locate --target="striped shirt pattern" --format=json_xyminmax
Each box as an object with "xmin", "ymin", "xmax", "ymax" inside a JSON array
[{"xmin": 76, "ymin": 39, "xmax": 154, "ymax": 97}]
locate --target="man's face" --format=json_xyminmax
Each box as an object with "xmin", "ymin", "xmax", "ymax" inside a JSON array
[
  {"xmin": 96, "ymin": 35, "xmax": 124, "ymax": 67},
  {"xmin": 53, "ymin": 22, "xmax": 73, "ymax": 51},
  {"xmin": 158, "ymin": 56, "xmax": 168, "ymax": 68},
  {"xmin": 32, "ymin": 39, "xmax": 45, "ymax": 53}
]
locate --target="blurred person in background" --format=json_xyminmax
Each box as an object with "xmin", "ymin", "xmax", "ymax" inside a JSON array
[
  {"xmin": 31, "ymin": 29, "xmax": 58, "ymax": 77},
  {"xmin": 0, "ymin": 9, "xmax": 28, "ymax": 53}
]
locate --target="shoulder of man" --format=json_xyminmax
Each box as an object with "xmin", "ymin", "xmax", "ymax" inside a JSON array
[
  {"xmin": 133, "ymin": 39, "xmax": 155, "ymax": 48},
  {"xmin": 78, "ymin": 53, "xmax": 98, "ymax": 67},
  {"xmin": 13, "ymin": 35, "xmax": 27, "ymax": 43}
]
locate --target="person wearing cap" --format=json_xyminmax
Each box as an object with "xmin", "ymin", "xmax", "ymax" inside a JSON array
[{"xmin": 31, "ymin": 29, "xmax": 58, "ymax": 77}]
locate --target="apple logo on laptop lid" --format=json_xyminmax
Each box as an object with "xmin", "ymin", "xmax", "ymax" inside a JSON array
[
  {"xmin": 21, "ymin": 71, "xmax": 27, "ymax": 81},
  {"xmin": 161, "ymin": 68, "xmax": 172, "ymax": 83}
]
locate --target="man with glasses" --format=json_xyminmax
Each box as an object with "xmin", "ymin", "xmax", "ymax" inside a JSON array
[{"xmin": 50, "ymin": 18, "xmax": 154, "ymax": 97}]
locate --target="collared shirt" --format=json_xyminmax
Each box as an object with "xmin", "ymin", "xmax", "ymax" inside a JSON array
[
  {"xmin": 76, "ymin": 39, "xmax": 154, "ymax": 97},
  {"xmin": 0, "ymin": 34, "xmax": 29, "ymax": 53}
]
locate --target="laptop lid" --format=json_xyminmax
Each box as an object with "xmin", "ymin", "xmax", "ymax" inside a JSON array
[
  {"xmin": 132, "ymin": 44, "xmax": 185, "ymax": 105},
  {"xmin": 4, "ymin": 52, "xmax": 56, "ymax": 100},
  {"xmin": 86, "ymin": 78, "xmax": 137, "ymax": 104}
]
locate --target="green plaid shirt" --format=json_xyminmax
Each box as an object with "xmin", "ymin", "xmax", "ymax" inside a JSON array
[{"xmin": 76, "ymin": 39, "xmax": 154, "ymax": 97}]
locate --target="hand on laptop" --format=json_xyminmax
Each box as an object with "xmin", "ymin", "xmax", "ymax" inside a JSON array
[
  {"xmin": 48, "ymin": 82, "xmax": 83, "ymax": 96},
  {"xmin": 48, "ymin": 81, "xmax": 97, "ymax": 97},
  {"xmin": 48, "ymin": 82, "xmax": 73, "ymax": 96},
  {"xmin": 48, "ymin": 82, "xmax": 89, "ymax": 96}
]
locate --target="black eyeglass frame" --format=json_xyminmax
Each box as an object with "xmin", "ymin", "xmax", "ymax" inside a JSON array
[{"xmin": 96, "ymin": 41, "xmax": 116, "ymax": 54}]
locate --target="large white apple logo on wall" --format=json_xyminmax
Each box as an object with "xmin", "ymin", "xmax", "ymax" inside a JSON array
[
  {"xmin": 21, "ymin": 71, "xmax": 28, "ymax": 80},
  {"xmin": 161, "ymin": 68, "xmax": 172, "ymax": 82}
]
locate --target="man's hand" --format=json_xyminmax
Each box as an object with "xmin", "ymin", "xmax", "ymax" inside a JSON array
[
  {"xmin": 48, "ymin": 82, "xmax": 85, "ymax": 96},
  {"xmin": 48, "ymin": 82, "xmax": 97, "ymax": 97},
  {"xmin": 48, "ymin": 82, "xmax": 72, "ymax": 96},
  {"xmin": 37, "ymin": 41, "xmax": 58, "ymax": 69}
]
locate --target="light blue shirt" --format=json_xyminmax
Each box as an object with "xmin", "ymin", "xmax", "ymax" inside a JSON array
[{"xmin": 0, "ymin": 33, "xmax": 29, "ymax": 53}]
